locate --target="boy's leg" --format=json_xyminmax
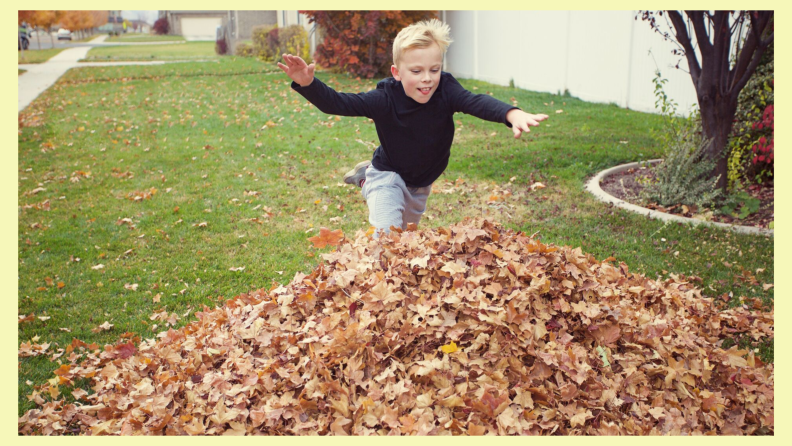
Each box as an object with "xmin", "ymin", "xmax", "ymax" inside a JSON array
[
  {"xmin": 361, "ymin": 166, "xmax": 408, "ymax": 233},
  {"xmin": 361, "ymin": 165, "xmax": 432, "ymax": 233},
  {"xmin": 343, "ymin": 160, "xmax": 370, "ymax": 187},
  {"xmin": 402, "ymin": 185, "xmax": 432, "ymax": 229}
]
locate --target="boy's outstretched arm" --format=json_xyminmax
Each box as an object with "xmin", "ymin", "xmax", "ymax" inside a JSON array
[
  {"xmin": 277, "ymin": 53, "xmax": 315, "ymax": 87},
  {"xmin": 506, "ymin": 109, "xmax": 549, "ymax": 139}
]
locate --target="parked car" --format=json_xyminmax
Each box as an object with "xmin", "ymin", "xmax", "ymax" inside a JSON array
[{"xmin": 57, "ymin": 28, "xmax": 72, "ymax": 40}]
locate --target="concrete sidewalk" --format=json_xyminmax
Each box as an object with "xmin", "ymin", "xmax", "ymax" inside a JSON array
[{"xmin": 18, "ymin": 35, "xmax": 204, "ymax": 113}]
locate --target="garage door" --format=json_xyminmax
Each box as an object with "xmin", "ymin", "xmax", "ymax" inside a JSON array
[{"xmin": 181, "ymin": 17, "xmax": 222, "ymax": 41}]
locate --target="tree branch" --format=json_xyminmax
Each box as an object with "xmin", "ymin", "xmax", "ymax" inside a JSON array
[
  {"xmin": 732, "ymin": 30, "xmax": 772, "ymax": 103},
  {"xmin": 667, "ymin": 11, "xmax": 701, "ymax": 85},
  {"xmin": 687, "ymin": 10, "xmax": 712, "ymax": 63},
  {"xmin": 731, "ymin": 12, "xmax": 772, "ymax": 95},
  {"xmin": 712, "ymin": 12, "xmax": 732, "ymax": 98}
]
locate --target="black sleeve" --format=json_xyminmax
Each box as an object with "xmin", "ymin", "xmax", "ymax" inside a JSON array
[
  {"xmin": 290, "ymin": 77, "xmax": 385, "ymax": 120},
  {"xmin": 443, "ymin": 73, "xmax": 519, "ymax": 128}
]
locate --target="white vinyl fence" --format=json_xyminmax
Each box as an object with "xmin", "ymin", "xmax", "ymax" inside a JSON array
[{"xmin": 443, "ymin": 10, "xmax": 702, "ymax": 116}]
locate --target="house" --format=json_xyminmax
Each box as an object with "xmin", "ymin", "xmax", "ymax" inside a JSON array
[
  {"xmin": 127, "ymin": 20, "xmax": 151, "ymax": 34},
  {"xmin": 107, "ymin": 11, "xmax": 124, "ymax": 34},
  {"xmin": 159, "ymin": 10, "xmax": 319, "ymax": 55},
  {"xmin": 159, "ymin": 10, "xmax": 277, "ymax": 42}
]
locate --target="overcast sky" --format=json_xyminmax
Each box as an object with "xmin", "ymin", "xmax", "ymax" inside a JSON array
[{"xmin": 121, "ymin": 10, "xmax": 159, "ymax": 25}]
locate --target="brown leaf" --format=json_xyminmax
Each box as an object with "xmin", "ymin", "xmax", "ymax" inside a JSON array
[{"xmin": 307, "ymin": 227, "xmax": 344, "ymax": 248}]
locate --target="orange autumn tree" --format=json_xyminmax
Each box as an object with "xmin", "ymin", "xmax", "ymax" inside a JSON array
[
  {"xmin": 31, "ymin": 11, "xmax": 63, "ymax": 49},
  {"xmin": 301, "ymin": 11, "xmax": 438, "ymax": 79},
  {"xmin": 59, "ymin": 10, "xmax": 104, "ymax": 40}
]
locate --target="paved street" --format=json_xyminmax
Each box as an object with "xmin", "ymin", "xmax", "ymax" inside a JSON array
[{"xmin": 23, "ymin": 32, "xmax": 189, "ymax": 50}]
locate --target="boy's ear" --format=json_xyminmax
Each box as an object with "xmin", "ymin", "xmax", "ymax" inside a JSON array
[{"xmin": 390, "ymin": 64, "xmax": 401, "ymax": 81}]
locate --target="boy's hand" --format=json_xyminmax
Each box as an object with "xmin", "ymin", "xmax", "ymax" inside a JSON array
[
  {"xmin": 277, "ymin": 54, "xmax": 315, "ymax": 87},
  {"xmin": 506, "ymin": 109, "xmax": 549, "ymax": 138}
]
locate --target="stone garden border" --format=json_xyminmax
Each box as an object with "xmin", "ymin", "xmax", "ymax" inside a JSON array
[{"xmin": 585, "ymin": 160, "xmax": 774, "ymax": 237}]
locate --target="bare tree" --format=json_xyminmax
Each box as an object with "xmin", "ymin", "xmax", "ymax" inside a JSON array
[{"xmin": 639, "ymin": 11, "xmax": 773, "ymax": 192}]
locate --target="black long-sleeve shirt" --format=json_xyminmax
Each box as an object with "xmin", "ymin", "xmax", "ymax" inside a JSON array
[{"xmin": 291, "ymin": 72, "xmax": 517, "ymax": 187}]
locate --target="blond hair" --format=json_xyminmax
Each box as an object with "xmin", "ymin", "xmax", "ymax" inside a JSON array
[{"xmin": 392, "ymin": 19, "xmax": 453, "ymax": 66}]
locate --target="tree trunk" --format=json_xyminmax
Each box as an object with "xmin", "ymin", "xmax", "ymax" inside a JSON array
[{"xmin": 699, "ymin": 93, "xmax": 738, "ymax": 192}]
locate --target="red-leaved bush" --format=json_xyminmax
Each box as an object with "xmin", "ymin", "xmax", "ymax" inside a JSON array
[
  {"xmin": 751, "ymin": 104, "xmax": 774, "ymax": 175},
  {"xmin": 153, "ymin": 17, "xmax": 169, "ymax": 35},
  {"xmin": 301, "ymin": 11, "xmax": 438, "ymax": 79}
]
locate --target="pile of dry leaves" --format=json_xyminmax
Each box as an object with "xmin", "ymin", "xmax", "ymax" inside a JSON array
[{"xmin": 19, "ymin": 219, "xmax": 773, "ymax": 435}]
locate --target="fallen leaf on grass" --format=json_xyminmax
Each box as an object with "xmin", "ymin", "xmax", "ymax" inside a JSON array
[
  {"xmin": 529, "ymin": 182, "xmax": 546, "ymax": 191},
  {"xmin": 307, "ymin": 227, "xmax": 344, "ymax": 249},
  {"xmin": 27, "ymin": 187, "xmax": 46, "ymax": 196},
  {"xmin": 71, "ymin": 388, "xmax": 88, "ymax": 401},
  {"xmin": 126, "ymin": 188, "xmax": 157, "ymax": 201},
  {"xmin": 91, "ymin": 321, "xmax": 113, "ymax": 333}
]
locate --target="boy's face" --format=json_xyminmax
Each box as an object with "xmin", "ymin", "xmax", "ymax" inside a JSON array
[{"xmin": 391, "ymin": 43, "xmax": 443, "ymax": 104}]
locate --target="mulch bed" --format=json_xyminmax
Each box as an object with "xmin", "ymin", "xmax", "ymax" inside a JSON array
[{"xmin": 599, "ymin": 165, "xmax": 774, "ymax": 229}]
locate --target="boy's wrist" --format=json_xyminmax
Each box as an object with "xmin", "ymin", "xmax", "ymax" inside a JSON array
[
  {"xmin": 506, "ymin": 108, "xmax": 521, "ymax": 125},
  {"xmin": 299, "ymin": 78, "xmax": 314, "ymax": 88}
]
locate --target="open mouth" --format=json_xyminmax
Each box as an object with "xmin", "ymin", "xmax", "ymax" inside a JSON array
[{"xmin": 418, "ymin": 87, "xmax": 432, "ymax": 95}]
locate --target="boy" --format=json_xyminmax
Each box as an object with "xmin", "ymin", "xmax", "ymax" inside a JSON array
[{"xmin": 278, "ymin": 19, "xmax": 548, "ymax": 235}]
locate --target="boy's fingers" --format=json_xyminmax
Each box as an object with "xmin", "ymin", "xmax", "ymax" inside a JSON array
[{"xmin": 512, "ymin": 126, "xmax": 522, "ymax": 138}]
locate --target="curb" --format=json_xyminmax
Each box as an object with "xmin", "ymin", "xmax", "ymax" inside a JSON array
[{"xmin": 585, "ymin": 160, "xmax": 773, "ymax": 237}]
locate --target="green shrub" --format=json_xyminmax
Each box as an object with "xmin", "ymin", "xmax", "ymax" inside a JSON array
[
  {"xmin": 719, "ymin": 187, "xmax": 761, "ymax": 219},
  {"xmin": 640, "ymin": 126, "xmax": 723, "ymax": 209},
  {"xmin": 234, "ymin": 42, "xmax": 254, "ymax": 57},
  {"xmin": 251, "ymin": 24, "xmax": 310, "ymax": 64},
  {"xmin": 642, "ymin": 71, "xmax": 722, "ymax": 209},
  {"xmin": 252, "ymin": 24, "xmax": 278, "ymax": 61},
  {"xmin": 727, "ymin": 41, "xmax": 774, "ymax": 187},
  {"xmin": 278, "ymin": 25, "xmax": 311, "ymax": 63}
]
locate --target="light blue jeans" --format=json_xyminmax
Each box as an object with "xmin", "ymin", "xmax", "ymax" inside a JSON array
[{"xmin": 361, "ymin": 165, "xmax": 432, "ymax": 233}]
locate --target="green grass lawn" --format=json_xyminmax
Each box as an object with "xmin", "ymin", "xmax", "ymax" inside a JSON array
[
  {"xmin": 81, "ymin": 41, "xmax": 217, "ymax": 62},
  {"xmin": 105, "ymin": 34, "xmax": 186, "ymax": 43},
  {"xmin": 18, "ymin": 57, "xmax": 774, "ymax": 416},
  {"xmin": 18, "ymin": 48, "xmax": 67, "ymax": 64}
]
